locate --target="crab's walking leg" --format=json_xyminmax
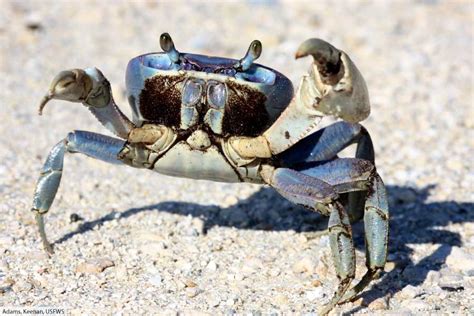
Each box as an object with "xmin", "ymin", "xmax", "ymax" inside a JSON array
[
  {"xmin": 31, "ymin": 131, "xmax": 126, "ymax": 254},
  {"xmin": 295, "ymin": 159, "xmax": 389, "ymax": 304},
  {"xmin": 279, "ymin": 121, "xmax": 374, "ymax": 165},
  {"xmin": 339, "ymin": 174, "xmax": 389, "ymax": 303},
  {"xmin": 279, "ymin": 121, "xmax": 375, "ymax": 222},
  {"xmin": 322, "ymin": 202, "xmax": 355, "ymax": 315},
  {"xmin": 260, "ymin": 167, "xmax": 355, "ymax": 315}
]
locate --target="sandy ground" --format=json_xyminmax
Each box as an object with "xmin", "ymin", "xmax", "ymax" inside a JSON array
[{"xmin": 0, "ymin": 0, "xmax": 473, "ymax": 315}]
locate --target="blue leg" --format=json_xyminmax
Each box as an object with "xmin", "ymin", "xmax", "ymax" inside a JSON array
[
  {"xmin": 261, "ymin": 160, "xmax": 389, "ymax": 312},
  {"xmin": 279, "ymin": 121, "xmax": 375, "ymax": 222},
  {"xmin": 278, "ymin": 121, "xmax": 374, "ymax": 165},
  {"xmin": 31, "ymin": 131, "xmax": 126, "ymax": 254},
  {"xmin": 295, "ymin": 158, "xmax": 375, "ymax": 193},
  {"xmin": 294, "ymin": 159, "xmax": 389, "ymax": 305},
  {"xmin": 339, "ymin": 173, "xmax": 389, "ymax": 304},
  {"xmin": 261, "ymin": 167, "xmax": 355, "ymax": 314}
]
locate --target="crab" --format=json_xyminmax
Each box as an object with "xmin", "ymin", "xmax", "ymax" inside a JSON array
[{"xmin": 31, "ymin": 33, "xmax": 389, "ymax": 314}]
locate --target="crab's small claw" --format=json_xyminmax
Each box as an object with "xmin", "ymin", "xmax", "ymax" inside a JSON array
[
  {"xmin": 295, "ymin": 38, "xmax": 344, "ymax": 85},
  {"xmin": 234, "ymin": 40, "xmax": 262, "ymax": 71},
  {"xmin": 160, "ymin": 32, "xmax": 180, "ymax": 63},
  {"xmin": 38, "ymin": 69, "xmax": 93, "ymax": 115}
]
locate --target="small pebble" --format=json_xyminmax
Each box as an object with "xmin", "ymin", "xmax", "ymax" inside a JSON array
[
  {"xmin": 208, "ymin": 294, "xmax": 221, "ymax": 307},
  {"xmin": 148, "ymin": 274, "xmax": 162, "ymax": 286},
  {"xmin": 274, "ymin": 294, "xmax": 289, "ymax": 305},
  {"xmin": 311, "ymin": 279, "xmax": 322, "ymax": 287},
  {"xmin": 184, "ymin": 279, "xmax": 197, "ymax": 288},
  {"xmin": 401, "ymin": 298, "xmax": 431, "ymax": 311},
  {"xmin": 439, "ymin": 272, "xmax": 464, "ymax": 291},
  {"xmin": 186, "ymin": 287, "xmax": 201, "ymax": 298},
  {"xmin": 446, "ymin": 247, "xmax": 474, "ymax": 272},
  {"xmin": 398, "ymin": 285, "xmax": 422, "ymax": 299},
  {"xmin": 369, "ymin": 297, "xmax": 389, "ymax": 310},
  {"xmin": 52, "ymin": 287, "xmax": 66, "ymax": 295},
  {"xmin": 204, "ymin": 260, "xmax": 217, "ymax": 271},
  {"xmin": 12, "ymin": 280, "xmax": 32, "ymax": 292},
  {"xmin": 306, "ymin": 288, "xmax": 325, "ymax": 301},
  {"xmin": 70, "ymin": 213, "xmax": 84, "ymax": 223},
  {"xmin": 293, "ymin": 257, "xmax": 316, "ymax": 274},
  {"xmin": 75, "ymin": 259, "xmax": 115, "ymax": 274}
]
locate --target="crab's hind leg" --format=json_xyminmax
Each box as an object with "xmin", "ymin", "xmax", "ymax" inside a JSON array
[
  {"xmin": 32, "ymin": 131, "xmax": 126, "ymax": 254},
  {"xmin": 260, "ymin": 166, "xmax": 355, "ymax": 315},
  {"xmin": 295, "ymin": 158, "xmax": 389, "ymax": 304},
  {"xmin": 339, "ymin": 173, "xmax": 389, "ymax": 303}
]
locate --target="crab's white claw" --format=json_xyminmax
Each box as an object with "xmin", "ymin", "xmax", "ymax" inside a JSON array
[
  {"xmin": 38, "ymin": 69, "xmax": 93, "ymax": 115},
  {"xmin": 258, "ymin": 39, "xmax": 371, "ymax": 155},
  {"xmin": 38, "ymin": 68, "xmax": 112, "ymax": 115},
  {"xmin": 37, "ymin": 68, "xmax": 134, "ymax": 139},
  {"xmin": 295, "ymin": 38, "xmax": 370, "ymax": 123},
  {"xmin": 227, "ymin": 39, "xmax": 370, "ymax": 159}
]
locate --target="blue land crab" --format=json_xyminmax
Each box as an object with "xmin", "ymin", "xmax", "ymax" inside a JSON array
[{"xmin": 31, "ymin": 33, "xmax": 389, "ymax": 314}]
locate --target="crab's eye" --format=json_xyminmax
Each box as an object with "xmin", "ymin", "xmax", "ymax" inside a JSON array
[
  {"xmin": 207, "ymin": 81, "xmax": 226, "ymax": 110},
  {"xmin": 182, "ymin": 79, "xmax": 203, "ymax": 105}
]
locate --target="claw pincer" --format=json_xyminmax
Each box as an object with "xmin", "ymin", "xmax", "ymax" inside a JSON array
[
  {"xmin": 295, "ymin": 38, "xmax": 344, "ymax": 85},
  {"xmin": 31, "ymin": 33, "xmax": 388, "ymax": 315}
]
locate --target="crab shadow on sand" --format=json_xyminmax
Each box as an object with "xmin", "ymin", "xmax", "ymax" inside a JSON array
[{"xmin": 56, "ymin": 184, "xmax": 473, "ymax": 311}]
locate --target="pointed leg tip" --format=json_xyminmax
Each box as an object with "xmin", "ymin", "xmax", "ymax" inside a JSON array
[
  {"xmin": 34, "ymin": 211, "xmax": 55, "ymax": 255},
  {"xmin": 44, "ymin": 243, "xmax": 54, "ymax": 255}
]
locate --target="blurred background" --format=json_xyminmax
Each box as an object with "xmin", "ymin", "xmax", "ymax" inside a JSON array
[{"xmin": 0, "ymin": 0, "xmax": 472, "ymax": 314}]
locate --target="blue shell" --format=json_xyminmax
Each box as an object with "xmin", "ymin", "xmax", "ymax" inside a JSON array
[{"xmin": 125, "ymin": 52, "xmax": 293, "ymax": 136}]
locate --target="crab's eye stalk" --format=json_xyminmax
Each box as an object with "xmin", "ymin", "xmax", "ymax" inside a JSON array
[
  {"xmin": 159, "ymin": 32, "xmax": 180, "ymax": 63},
  {"xmin": 38, "ymin": 69, "xmax": 93, "ymax": 115},
  {"xmin": 234, "ymin": 39, "xmax": 262, "ymax": 72}
]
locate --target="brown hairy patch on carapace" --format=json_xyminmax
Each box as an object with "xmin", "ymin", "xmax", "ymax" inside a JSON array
[
  {"xmin": 222, "ymin": 81, "xmax": 269, "ymax": 137},
  {"xmin": 138, "ymin": 74, "xmax": 185, "ymax": 127}
]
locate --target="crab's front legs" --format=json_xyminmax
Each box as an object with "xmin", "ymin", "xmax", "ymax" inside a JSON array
[
  {"xmin": 33, "ymin": 67, "xmax": 140, "ymax": 254},
  {"xmin": 32, "ymin": 131, "xmax": 126, "ymax": 254},
  {"xmin": 38, "ymin": 67, "xmax": 135, "ymax": 138}
]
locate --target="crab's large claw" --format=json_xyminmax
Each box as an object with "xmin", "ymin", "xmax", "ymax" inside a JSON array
[
  {"xmin": 295, "ymin": 38, "xmax": 370, "ymax": 124},
  {"xmin": 38, "ymin": 68, "xmax": 110, "ymax": 115},
  {"xmin": 295, "ymin": 38, "xmax": 344, "ymax": 85},
  {"xmin": 37, "ymin": 68, "xmax": 133, "ymax": 138},
  {"xmin": 228, "ymin": 38, "xmax": 371, "ymax": 158}
]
